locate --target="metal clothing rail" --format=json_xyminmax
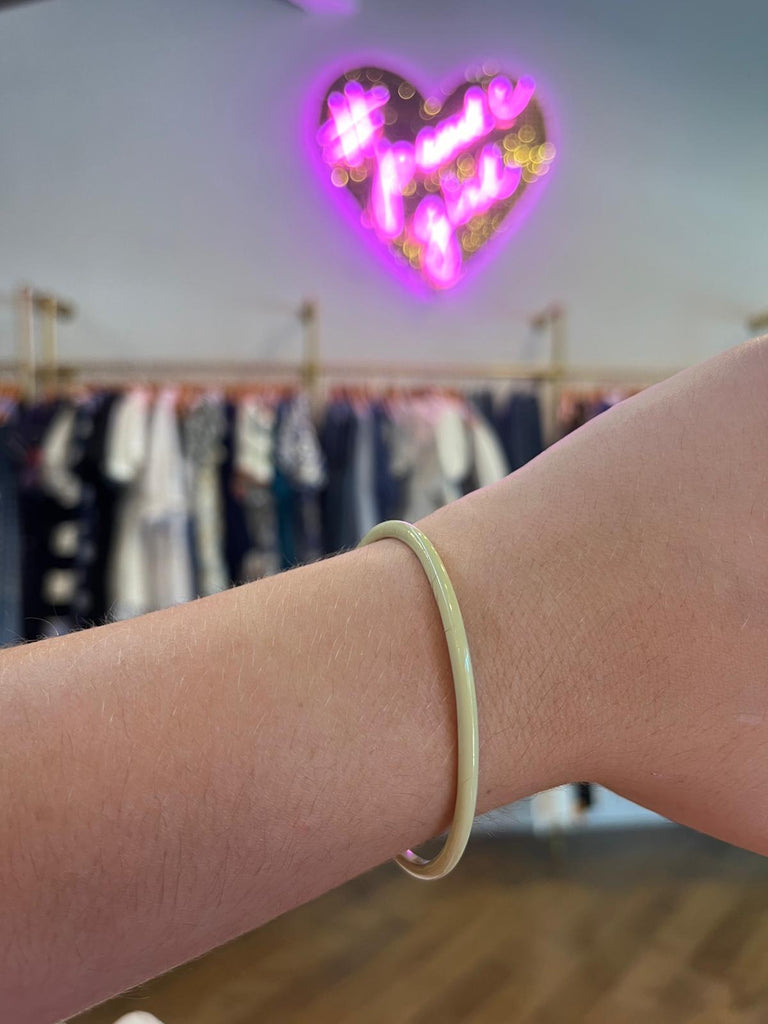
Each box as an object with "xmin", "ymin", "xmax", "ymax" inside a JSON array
[
  {"xmin": 4, "ymin": 291, "xmax": 682, "ymax": 387},
  {"xmin": 0, "ymin": 358, "xmax": 682, "ymax": 386},
  {"xmin": 7, "ymin": 287, "xmax": 320, "ymax": 397},
  {"xmin": 4, "ymin": 286, "xmax": 687, "ymax": 442},
  {"xmin": 10, "ymin": 286, "xmax": 76, "ymax": 398},
  {"xmin": 0, "ymin": 357, "xmax": 562, "ymax": 383}
]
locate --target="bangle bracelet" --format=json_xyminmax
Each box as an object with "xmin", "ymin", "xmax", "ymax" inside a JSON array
[{"xmin": 358, "ymin": 520, "xmax": 479, "ymax": 881}]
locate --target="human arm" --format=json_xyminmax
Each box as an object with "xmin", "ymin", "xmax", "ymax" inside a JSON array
[{"xmin": 3, "ymin": 337, "xmax": 768, "ymax": 1022}]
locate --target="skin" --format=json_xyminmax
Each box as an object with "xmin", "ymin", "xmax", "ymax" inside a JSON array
[{"xmin": 2, "ymin": 336, "xmax": 768, "ymax": 1022}]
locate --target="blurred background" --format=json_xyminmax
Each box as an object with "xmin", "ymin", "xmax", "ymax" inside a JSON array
[{"xmin": 1, "ymin": 0, "xmax": 767, "ymax": 1020}]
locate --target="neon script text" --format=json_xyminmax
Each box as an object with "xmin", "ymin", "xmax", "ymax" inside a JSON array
[
  {"xmin": 317, "ymin": 69, "xmax": 547, "ymax": 289},
  {"xmin": 317, "ymin": 80, "xmax": 390, "ymax": 167}
]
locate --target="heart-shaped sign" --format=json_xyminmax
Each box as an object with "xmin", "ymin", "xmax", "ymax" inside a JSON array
[{"xmin": 316, "ymin": 65, "xmax": 554, "ymax": 290}]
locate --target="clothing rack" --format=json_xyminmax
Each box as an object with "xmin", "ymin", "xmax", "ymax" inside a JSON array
[
  {"xmin": 1, "ymin": 286, "xmax": 77, "ymax": 398},
  {"xmin": 3, "ymin": 286, "xmax": 685, "ymax": 439}
]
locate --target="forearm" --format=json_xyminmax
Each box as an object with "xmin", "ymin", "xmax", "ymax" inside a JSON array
[
  {"xmin": 0, "ymin": 480, "xmax": 585, "ymax": 1022},
  {"xmin": 6, "ymin": 336, "xmax": 768, "ymax": 1023}
]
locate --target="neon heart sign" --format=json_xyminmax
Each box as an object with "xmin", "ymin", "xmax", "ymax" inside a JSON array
[{"xmin": 316, "ymin": 66, "xmax": 555, "ymax": 290}]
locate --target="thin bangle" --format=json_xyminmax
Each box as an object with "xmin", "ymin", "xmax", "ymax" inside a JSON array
[{"xmin": 358, "ymin": 520, "xmax": 479, "ymax": 881}]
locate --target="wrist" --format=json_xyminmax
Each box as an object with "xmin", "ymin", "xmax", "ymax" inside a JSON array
[{"xmin": 417, "ymin": 469, "xmax": 604, "ymax": 814}]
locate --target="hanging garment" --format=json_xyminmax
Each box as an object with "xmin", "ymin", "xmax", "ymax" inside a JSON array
[
  {"xmin": 558, "ymin": 394, "xmax": 589, "ymax": 437},
  {"xmin": 470, "ymin": 390, "xmax": 495, "ymax": 426},
  {"xmin": 235, "ymin": 395, "xmax": 274, "ymax": 483},
  {"xmin": 38, "ymin": 402, "xmax": 82, "ymax": 633},
  {"xmin": 219, "ymin": 399, "xmax": 252, "ymax": 586},
  {"xmin": 276, "ymin": 393, "xmax": 325, "ymax": 490},
  {"xmin": 467, "ymin": 411, "xmax": 509, "ymax": 489},
  {"xmin": 393, "ymin": 396, "xmax": 466, "ymax": 522},
  {"xmin": 390, "ymin": 397, "xmax": 438, "ymax": 523},
  {"xmin": 352, "ymin": 403, "xmax": 378, "ymax": 541},
  {"xmin": 320, "ymin": 399, "xmax": 358, "ymax": 555},
  {"xmin": 371, "ymin": 401, "xmax": 402, "ymax": 522},
  {"xmin": 41, "ymin": 395, "xmax": 114, "ymax": 630},
  {"xmin": 558, "ymin": 390, "xmax": 624, "ymax": 437},
  {"xmin": 274, "ymin": 393, "xmax": 325, "ymax": 569},
  {"xmin": 142, "ymin": 388, "xmax": 195, "ymax": 611},
  {"xmin": 70, "ymin": 391, "xmax": 120, "ymax": 626},
  {"xmin": 40, "ymin": 403, "xmax": 81, "ymax": 509},
  {"xmin": 495, "ymin": 392, "xmax": 544, "ymax": 471},
  {"xmin": 185, "ymin": 395, "xmax": 228, "ymax": 596},
  {"xmin": 13, "ymin": 399, "xmax": 79, "ymax": 640},
  {"xmin": 235, "ymin": 395, "xmax": 279, "ymax": 582},
  {"xmin": 104, "ymin": 388, "xmax": 152, "ymax": 620},
  {"xmin": 435, "ymin": 399, "xmax": 471, "ymax": 503},
  {"xmin": 588, "ymin": 390, "xmax": 625, "ymax": 419},
  {"xmin": 0, "ymin": 419, "xmax": 21, "ymax": 646}
]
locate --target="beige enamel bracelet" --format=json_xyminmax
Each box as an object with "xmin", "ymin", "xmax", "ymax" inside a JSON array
[{"xmin": 358, "ymin": 520, "xmax": 479, "ymax": 881}]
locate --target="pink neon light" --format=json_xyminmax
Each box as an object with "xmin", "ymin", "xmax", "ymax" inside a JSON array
[
  {"xmin": 414, "ymin": 86, "xmax": 494, "ymax": 172},
  {"xmin": 370, "ymin": 140, "xmax": 415, "ymax": 238},
  {"xmin": 317, "ymin": 80, "xmax": 390, "ymax": 167},
  {"xmin": 486, "ymin": 75, "xmax": 535, "ymax": 125},
  {"xmin": 442, "ymin": 145, "xmax": 522, "ymax": 226},
  {"xmin": 412, "ymin": 196, "xmax": 462, "ymax": 288},
  {"xmin": 317, "ymin": 69, "xmax": 548, "ymax": 290}
]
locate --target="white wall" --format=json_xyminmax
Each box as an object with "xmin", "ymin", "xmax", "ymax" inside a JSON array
[{"xmin": 1, "ymin": 0, "xmax": 766, "ymax": 368}]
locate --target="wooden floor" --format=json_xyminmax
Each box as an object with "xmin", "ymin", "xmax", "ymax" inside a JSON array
[{"xmin": 71, "ymin": 827, "xmax": 768, "ymax": 1024}]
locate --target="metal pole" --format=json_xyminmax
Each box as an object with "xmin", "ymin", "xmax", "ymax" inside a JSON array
[
  {"xmin": 40, "ymin": 293, "xmax": 59, "ymax": 389},
  {"xmin": 15, "ymin": 285, "xmax": 36, "ymax": 399}
]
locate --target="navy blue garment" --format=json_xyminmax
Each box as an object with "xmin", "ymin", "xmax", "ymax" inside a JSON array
[
  {"xmin": 494, "ymin": 392, "xmax": 544, "ymax": 472},
  {"xmin": 219, "ymin": 400, "xmax": 251, "ymax": 586},
  {"xmin": 371, "ymin": 402, "xmax": 402, "ymax": 522},
  {"xmin": 272, "ymin": 399, "xmax": 297, "ymax": 571},
  {"xmin": 0, "ymin": 421, "xmax": 21, "ymax": 646},
  {"xmin": 470, "ymin": 390, "xmax": 495, "ymax": 425},
  {"xmin": 273, "ymin": 465, "xmax": 296, "ymax": 571},
  {"xmin": 319, "ymin": 400, "xmax": 358, "ymax": 555}
]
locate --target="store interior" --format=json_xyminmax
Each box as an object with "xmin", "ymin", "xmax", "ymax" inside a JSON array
[{"xmin": 2, "ymin": 0, "xmax": 768, "ymax": 1021}]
